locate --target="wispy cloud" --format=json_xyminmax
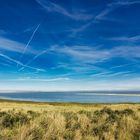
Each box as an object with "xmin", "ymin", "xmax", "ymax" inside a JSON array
[
  {"xmin": 111, "ymin": 0, "xmax": 140, "ymax": 6},
  {"xmin": 103, "ymin": 71, "xmax": 132, "ymax": 77},
  {"xmin": 2, "ymin": 77, "xmax": 70, "ymax": 82},
  {"xmin": 107, "ymin": 35, "xmax": 140, "ymax": 42},
  {"xmin": 51, "ymin": 62, "xmax": 105, "ymax": 75},
  {"xmin": 52, "ymin": 45, "xmax": 110, "ymax": 63},
  {"xmin": 35, "ymin": 0, "xmax": 93, "ymax": 21},
  {"xmin": 91, "ymin": 71, "xmax": 132, "ymax": 78},
  {"xmin": 111, "ymin": 46, "xmax": 140, "ymax": 58},
  {"xmin": 70, "ymin": 0, "xmax": 140, "ymax": 35},
  {"xmin": 0, "ymin": 37, "xmax": 34, "ymax": 54},
  {"xmin": 0, "ymin": 36, "xmax": 43, "ymax": 71},
  {"xmin": 110, "ymin": 63, "xmax": 131, "ymax": 69},
  {"xmin": 51, "ymin": 45, "xmax": 140, "ymax": 65},
  {"xmin": 91, "ymin": 71, "xmax": 112, "ymax": 77},
  {"xmin": 69, "ymin": 3, "xmax": 117, "ymax": 35}
]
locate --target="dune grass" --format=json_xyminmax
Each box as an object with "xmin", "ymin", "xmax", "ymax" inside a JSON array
[{"xmin": 0, "ymin": 100, "xmax": 140, "ymax": 140}]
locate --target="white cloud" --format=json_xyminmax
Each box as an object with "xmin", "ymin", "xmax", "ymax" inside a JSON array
[
  {"xmin": 110, "ymin": 63, "xmax": 132, "ymax": 69},
  {"xmin": 111, "ymin": 0, "xmax": 140, "ymax": 6},
  {"xmin": 51, "ymin": 45, "xmax": 140, "ymax": 65},
  {"xmin": 53, "ymin": 46, "xmax": 140, "ymax": 63},
  {"xmin": 51, "ymin": 62, "xmax": 105, "ymax": 75},
  {"xmin": 69, "ymin": 1, "xmax": 118, "ymax": 35},
  {"xmin": 1, "ymin": 77, "xmax": 70, "ymax": 82},
  {"xmin": 0, "ymin": 37, "xmax": 26, "ymax": 53},
  {"xmin": 0, "ymin": 37, "xmax": 36, "ymax": 54},
  {"xmin": 35, "ymin": 0, "xmax": 93, "ymax": 21},
  {"xmin": 111, "ymin": 46, "xmax": 140, "ymax": 58},
  {"xmin": 70, "ymin": 0, "xmax": 140, "ymax": 35},
  {"xmin": 107, "ymin": 35, "xmax": 140, "ymax": 42},
  {"xmin": 92, "ymin": 71, "xmax": 132, "ymax": 77},
  {"xmin": 53, "ymin": 45, "xmax": 111, "ymax": 63}
]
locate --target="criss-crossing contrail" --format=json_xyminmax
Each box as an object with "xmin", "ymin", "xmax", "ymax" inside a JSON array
[
  {"xmin": 18, "ymin": 50, "xmax": 47, "ymax": 71},
  {"xmin": 0, "ymin": 53, "xmax": 45, "ymax": 72},
  {"xmin": 17, "ymin": 23, "xmax": 41, "ymax": 68}
]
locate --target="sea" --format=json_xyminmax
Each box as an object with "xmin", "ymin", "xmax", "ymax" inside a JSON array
[{"xmin": 0, "ymin": 91, "xmax": 140, "ymax": 103}]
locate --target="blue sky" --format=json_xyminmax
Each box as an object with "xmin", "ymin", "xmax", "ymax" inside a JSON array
[{"xmin": 0, "ymin": 0, "xmax": 140, "ymax": 91}]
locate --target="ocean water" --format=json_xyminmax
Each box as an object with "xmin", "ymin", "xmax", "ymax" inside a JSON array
[{"xmin": 0, "ymin": 92, "xmax": 140, "ymax": 103}]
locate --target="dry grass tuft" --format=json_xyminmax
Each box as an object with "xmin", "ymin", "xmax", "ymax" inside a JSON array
[{"xmin": 0, "ymin": 101, "xmax": 140, "ymax": 140}]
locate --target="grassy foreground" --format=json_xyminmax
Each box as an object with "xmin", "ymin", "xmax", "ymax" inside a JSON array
[{"xmin": 0, "ymin": 100, "xmax": 140, "ymax": 140}]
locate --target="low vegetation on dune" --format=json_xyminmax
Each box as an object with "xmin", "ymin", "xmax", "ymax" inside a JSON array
[{"xmin": 0, "ymin": 101, "xmax": 140, "ymax": 140}]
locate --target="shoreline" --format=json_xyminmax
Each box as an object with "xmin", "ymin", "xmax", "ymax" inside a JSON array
[{"xmin": 0, "ymin": 98, "xmax": 139, "ymax": 105}]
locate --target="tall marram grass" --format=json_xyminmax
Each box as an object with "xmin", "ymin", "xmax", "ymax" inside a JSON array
[{"xmin": 0, "ymin": 103, "xmax": 140, "ymax": 140}]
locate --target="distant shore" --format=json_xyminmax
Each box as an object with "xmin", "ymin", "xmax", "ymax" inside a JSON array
[
  {"xmin": 0, "ymin": 91, "xmax": 140, "ymax": 103},
  {"xmin": 0, "ymin": 98, "xmax": 139, "ymax": 105}
]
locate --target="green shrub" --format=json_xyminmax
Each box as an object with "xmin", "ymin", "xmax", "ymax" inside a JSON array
[
  {"xmin": 92, "ymin": 123, "xmax": 109, "ymax": 139},
  {"xmin": 64, "ymin": 112, "xmax": 80, "ymax": 130},
  {"xmin": 27, "ymin": 110, "xmax": 39, "ymax": 119},
  {"xmin": 120, "ymin": 109, "xmax": 134, "ymax": 115},
  {"xmin": 0, "ymin": 112, "xmax": 30, "ymax": 128},
  {"xmin": 106, "ymin": 112, "xmax": 119, "ymax": 124},
  {"xmin": 64, "ymin": 130, "xmax": 75, "ymax": 140},
  {"xmin": 40, "ymin": 118, "xmax": 49, "ymax": 129},
  {"xmin": 0, "ymin": 111, "xmax": 7, "ymax": 117},
  {"xmin": 78, "ymin": 110, "xmax": 93, "ymax": 118}
]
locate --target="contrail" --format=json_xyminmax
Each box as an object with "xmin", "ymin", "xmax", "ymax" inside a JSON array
[
  {"xmin": 17, "ymin": 23, "xmax": 41, "ymax": 68},
  {"xmin": 0, "ymin": 53, "xmax": 45, "ymax": 72},
  {"xmin": 18, "ymin": 50, "xmax": 47, "ymax": 71},
  {"xmin": 22, "ymin": 23, "xmax": 41, "ymax": 57}
]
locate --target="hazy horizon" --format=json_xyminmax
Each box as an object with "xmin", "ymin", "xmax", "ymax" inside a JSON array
[{"xmin": 0, "ymin": 89, "xmax": 140, "ymax": 93}]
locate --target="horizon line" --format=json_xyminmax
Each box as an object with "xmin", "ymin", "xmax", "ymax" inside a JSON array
[{"xmin": 0, "ymin": 89, "xmax": 140, "ymax": 93}]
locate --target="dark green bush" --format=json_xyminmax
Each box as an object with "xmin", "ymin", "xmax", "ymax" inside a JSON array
[
  {"xmin": 93, "ymin": 124, "xmax": 109, "ymax": 137},
  {"xmin": 40, "ymin": 119, "xmax": 49, "ymax": 129},
  {"xmin": 100, "ymin": 107, "xmax": 114, "ymax": 115},
  {"xmin": 78, "ymin": 110, "xmax": 93, "ymax": 118},
  {"xmin": 64, "ymin": 130, "xmax": 75, "ymax": 140},
  {"xmin": 0, "ymin": 111, "xmax": 7, "ymax": 117},
  {"xmin": 120, "ymin": 109, "xmax": 134, "ymax": 115},
  {"xmin": 27, "ymin": 110, "xmax": 39, "ymax": 119},
  {"xmin": 106, "ymin": 113, "xmax": 119, "ymax": 124},
  {"xmin": 63, "ymin": 112, "xmax": 81, "ymax": 131},
  {"xmin": 0, "ymin": 112, "xmax": 30, "ymax": 128}
]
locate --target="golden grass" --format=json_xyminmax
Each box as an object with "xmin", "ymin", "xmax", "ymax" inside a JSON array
[{"xmin": 0, "ymin": 100, "xmax": 140, "ymax": 140}]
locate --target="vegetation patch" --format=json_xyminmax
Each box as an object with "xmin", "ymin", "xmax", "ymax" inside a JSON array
[{"xmin": 0, "ymin": 101, "xmax": 140, "ymax": 140}]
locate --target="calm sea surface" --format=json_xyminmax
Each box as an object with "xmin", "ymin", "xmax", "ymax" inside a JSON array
[{"xmin": 0, "ymin": 92, "xmax": 140, "ymax": 103}]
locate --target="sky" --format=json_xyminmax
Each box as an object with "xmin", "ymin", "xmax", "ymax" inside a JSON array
[{"xmin": 0, "ymin": 0, "xmax": 140, "ymax": 91}]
